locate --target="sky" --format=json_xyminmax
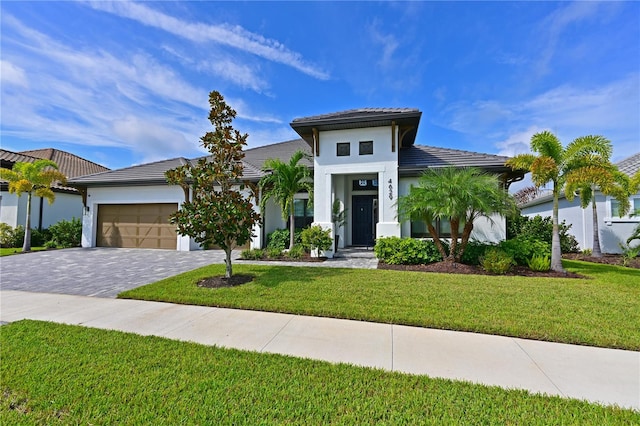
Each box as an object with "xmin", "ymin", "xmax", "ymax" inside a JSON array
[{"xmin": 1, "ymin": 1, "xmax": 639, "ymax": 184}]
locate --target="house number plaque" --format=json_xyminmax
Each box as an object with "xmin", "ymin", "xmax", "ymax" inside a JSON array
[{"xmin": 388, "ymin": 179, "xmax": 393, "ymax": 200}]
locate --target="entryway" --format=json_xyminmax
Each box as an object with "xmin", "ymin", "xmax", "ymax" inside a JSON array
[{"xmin": 351, "ymin": 195, "xmax": 378, "ymax": 246}]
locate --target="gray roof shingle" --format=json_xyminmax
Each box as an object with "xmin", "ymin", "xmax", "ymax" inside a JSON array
[
  {"xmin": 616, "ymin": 152, "xmax": 640, "ymax": 177},
  {"xmin": 398, "ymin": 145, "xmax": 513, "ymax": 175}
]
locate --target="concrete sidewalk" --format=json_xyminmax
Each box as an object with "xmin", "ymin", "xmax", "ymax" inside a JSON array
[{"xmin": 1, "ymin": 290, "xmax": 638, "ymax": 411}]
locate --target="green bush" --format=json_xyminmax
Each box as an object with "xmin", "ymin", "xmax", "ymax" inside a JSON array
[
  {"xmin": 241, "ymin": 249, "xmax": 265, "ymax": 260},
  {"xmin": 480, "ymin": 248, "xmax": 513, "ymax": 274},
  {"xmin": 31, "ymin": 228, "xmax": 52, "ymax": 247},
  {"xmin": 0, "ymin": 224, "xmax": 25, "ymax": 248},
  {"xmin": 266, "ymin": 247, "xmax": 283, "ymax": 258},
  {"xmin": 499, "ymin": 236, "xmax": 550, "ymax": 266},
  {"xmin": 374, "ymin": 237, "xmax": 443, "ymax": 265},
  {"xmin": 266, "ymin": 228, "xmax": 302, "ymax": 250},
  {"xmin": 286, "ymin": 244, "xmax": 305, "ymax": 259},
  {"xmin": 300, "ymin": 225, "xmax": 333, "ymax": 252},
  {"xmin": 460, "ymin": 241, "xmax": 493, "ymax": 265},
  {"xmin": 48, "ymin": 218, "xmax": 82, "ymax": 248},
  {"xmin": 528, "ymin": 254, "xmax": 551, "ymax": 272},
  {"xmin": 507, "ymin": 214, "xmax": 579, "ymax": 253}
]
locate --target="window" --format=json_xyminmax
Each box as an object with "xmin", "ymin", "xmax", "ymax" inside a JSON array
[
  {"xmin": 410, "ymin": 218, "xmax": 453, "ymax": 238},
  {"xmin": 337, "ymin": 142, "xmax": 350, "ymax": 156},
  {"xmin": 611, "ymin": 197, "xmax": 640, "ymax": 218},
  {"xmin": 292, "ymin": 199, "xmax": 314, "ymax": 229},
  {"xmin": 359, "ymin": 141, "xmax": 373, "ymax": 155}
]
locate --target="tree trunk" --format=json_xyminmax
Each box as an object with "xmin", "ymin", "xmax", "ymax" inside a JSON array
[
  {"xmin": 447, "ymin": 218, "xmax": 460, "ymax": 262},
  {"xmin": 591, "ymin": 192, "xmax": 602, "ymax": 258},
  {"xmin": 23, "ymin": 192, "xmax": 32, "ymax": 252},
  {"xmin": 550, "ymin": 186, "xmax": 565, "ymax": 272},
  {"xmin": 457, "ymin": 221, "xmax": 474, "ymax": 262},
  {"xmin": 427, "ymin": 223, "xmax": 447, "ymax": 260},
  {"xmin": 289, "ymin": 205, "xmax": 295, "ymax": 249},
  {"xmin": 224, "ymin": 247, "xmax": 232, "ymax": 278}
]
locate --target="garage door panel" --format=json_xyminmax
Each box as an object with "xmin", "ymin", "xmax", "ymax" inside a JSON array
[{"xmin": 97, "ymin": 203, "xmax": 178, "ymax": 250}]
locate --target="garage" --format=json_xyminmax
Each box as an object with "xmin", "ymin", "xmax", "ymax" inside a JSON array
[{"xmin": 97, "ymin": 203, "xmax": 178, "ymax": 249}]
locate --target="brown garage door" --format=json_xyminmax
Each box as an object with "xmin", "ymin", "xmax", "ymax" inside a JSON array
[{"xmin": 97, "ymin": 203, "xmax": 178, "ymax": 249}]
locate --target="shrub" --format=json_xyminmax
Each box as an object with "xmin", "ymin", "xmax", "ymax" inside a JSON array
[
  {"xmin": 300, "ymin": 225, "xmax": 333, "ymax": 252},
  {"xmin": 581, "ymin": 248, "xmax": 593, "ymax": 256},
  {"xmin": 241, "ymin": 249, "xmax": 265, "ymax": 260},
  {"xmin": 507, "ymin": 214, "xmax": 579, "ymax": 253},
  {"xmin": 0, "ymin": 224, "xmax": 25, "ymax": 248},
  {"xmin": 459, "ymin": 241, "xmax": 493, "ymax": 265},
  {"xmin": 48, "ymin": 218, "xmax": 82, "ymax": 248},
  {"xmin": 528, "ymin": 254, "xmax": 551, "ymax": 272},
  {"xmin": 480, "ymin": 248, "xmax": 513, "ymax": 274},
  {"xmin": 499, "ymin": 236, "xmax": 550, "ymax": 266},
  {"xmin": 286, "ymin": 244, "xmax": 305, "ymax": 259},
  {"xmin": 31, "ymin": 228, "xmax": 51, "ymax": 247},
  {"xmin": 266, "ymin": 247, "xmax": 283, "ymax": 258},
  {"xmin": 374, "ymin": 237, "xmax": 443, "ymax": 265},
  {"xmin": 266, "ymin": 228, "xmax": 302, "ymax": 250}
]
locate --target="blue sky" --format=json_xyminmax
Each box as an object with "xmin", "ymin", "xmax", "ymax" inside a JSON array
[{"xmin": 1, "ymin": 1, "xmax": 638, "ymax": 177}]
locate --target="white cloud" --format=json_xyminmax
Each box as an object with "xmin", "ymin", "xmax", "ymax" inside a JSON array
[
  {"xmin": 369, "ymin": 22, "xmax": 399, "ymax": 70},
  {"xmin": 0, "ymin": 60, "xmax": 28, "ymax": 87},
  {"xmin": 495, "ymin": 126, "xmax": 547, "ymax": 157},
  {"xmin": 87, "ymin": 1, "xmax": 330, "ymax": 80}
]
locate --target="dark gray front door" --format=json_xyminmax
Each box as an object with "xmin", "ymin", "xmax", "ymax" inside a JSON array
[{"xmin": 352, "ymin": 195, "xmax": 377, "ymax": 246}]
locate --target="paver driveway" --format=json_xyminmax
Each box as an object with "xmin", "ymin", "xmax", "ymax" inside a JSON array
[{"xmin": 0, "ymin": 248, "xmax": 230, "ymax": 298}]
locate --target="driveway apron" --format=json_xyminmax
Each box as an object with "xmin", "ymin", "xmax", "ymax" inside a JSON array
[{"xmin": 0, "ymin": 248, "xmax": 228, "ymax": 298}]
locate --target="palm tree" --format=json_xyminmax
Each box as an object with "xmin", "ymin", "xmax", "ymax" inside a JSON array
[
  {"xmin": 563, "ymin": 136, "xmax": 634, "ymax": 257},
  {"xmin": 259, "ymin": 150, "xmax": 313, "ymax": 249},
  {"xmin": 398, "ymin": 167, "xmax": 517, "ymax": 262},
  {"xmin": 0, "ymin": 160, "xmax": 67, "ymax": 252},
  {"xmin": 506, "ymin": 131, "xmax": 612, "ymax": 271}
]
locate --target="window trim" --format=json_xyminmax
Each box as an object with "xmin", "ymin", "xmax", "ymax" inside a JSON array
[
  {"xmin": 605, "ymin": 196, "xmax": 640, "ymax": 224},
  {"xmin": 359, "ymin": 140, "xmax": 373, "ymax": 155},
  {"xmin": 336, "ymin": 142, "xmax": 350, "ymax": 157}
]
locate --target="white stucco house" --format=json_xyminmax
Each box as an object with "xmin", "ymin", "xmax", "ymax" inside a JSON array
[
  {"xmin": 69, "ymin": 108, "xmax": 524, "ymax": 254},
  {"xmin": 0, "ymin": 148, "xmax": 109, "ymax": 230},
  {"xmin": 520, "ymin": 152, "xmax": 640, "ymax": 254}
]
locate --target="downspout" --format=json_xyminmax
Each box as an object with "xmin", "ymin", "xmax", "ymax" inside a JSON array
[{"xmin": 38, "ymin": 196, "xmax": 44, "ymax": 231}]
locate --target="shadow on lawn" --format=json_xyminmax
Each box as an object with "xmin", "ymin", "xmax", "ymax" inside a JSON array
[
  {"xmin": 563, "ymin": 259, "xmax": 640, "ymax": 280},
  {"xmin": 250, "ymin": 265, "xmax": 346, "ymax": 288}
]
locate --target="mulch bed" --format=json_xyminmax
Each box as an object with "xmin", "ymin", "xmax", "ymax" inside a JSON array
[
  {"xmin": 378, "ymin": 261, "xmax": 586, "ymax": 279},
  {"xmin": 240, "ymin": 255, "xmax": 327, "ymax": 263},
  {"xmin": 197, "ymin": 274, "xmax": 255, "ymax": 288}
]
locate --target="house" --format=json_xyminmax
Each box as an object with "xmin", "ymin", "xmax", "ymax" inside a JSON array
[
  {"xmin": 69, "ymin": 108, "xmax": 524, "ymax": 253},
  {"xmin": 520, "ymin": 152, "xmax": 640, "ymax": 253},
  {"xmin": 0, "ymin": 148, "xmax": 109, "ymax": 230}
]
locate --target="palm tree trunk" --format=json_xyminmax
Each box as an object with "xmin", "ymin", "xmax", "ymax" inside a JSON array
[
  {"xmin": 458, "ymin": 221, "xmax": 474, "ymax": 262},
  {"xmin": 289, "ymin": 207, "xmax": 295, "ymax": 249},
  {"xmin": 550, "ymin": 186, "xmax": 565, "ymax": 272},
  {"xmin": 447, "ymin": 218, "xmax": 460, "ymax": 262},
  {"xmin": 427, "ymin": 223, "xmax": 447, "ymax": 260},
  {"xmin": 591, "ymin": 193, "xmax": 602, "ymax": 257},
  {"xmin": 23, "ymin": 192, "xmax": 32, "ymax": 252}
]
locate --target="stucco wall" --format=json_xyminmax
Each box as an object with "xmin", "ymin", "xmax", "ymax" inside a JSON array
[
  {"xmin": 520, "ymin": 192, "xmax": 640, "ymax": 253},
  {"xmin": 0, "ymin": 191, "xmax": 82, "ymax": 229}
]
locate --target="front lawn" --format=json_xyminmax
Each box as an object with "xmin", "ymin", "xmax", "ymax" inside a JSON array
[
  {"xmin": 119, "ymin": 260, "xmax": 640, "ymax": 350},
  {"xmin": 1, "ymin": 321, "xmax": 637, "ymax": 424},
  {"xmin": 0, "ymin": 247, "xmax": 47, "ymax": 256}
]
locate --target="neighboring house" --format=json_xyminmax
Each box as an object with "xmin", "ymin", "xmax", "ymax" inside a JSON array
[
  {"xmin": 520, "ymin": 152, "xmax": 640, "ymax": 254},
  {"xmin": 69, "ymin": 108, "xmax": 524, "ymax": 253},
  {"xmin": 0, "ymin": 148, "xmax": 110, "ymax": 230}
]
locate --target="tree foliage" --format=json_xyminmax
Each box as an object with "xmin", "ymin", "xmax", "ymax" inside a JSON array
[
  {"xmin": 165, "ymin": 91, "xmax": 260, "ymax": 278},
  {"xmin": 506, "ymin": 131, "xmax": 615, "ymax": 271},
  {"xmin": 259, "ymin": 150, "xmax": 312, "ymax": 249},
  {"xmin": 0, "ymin": 160, "xmax": 66, "ymax": 252},
  {"xmin": 398, "ymin": 167, "xmax": 517, "ymax": 262}
]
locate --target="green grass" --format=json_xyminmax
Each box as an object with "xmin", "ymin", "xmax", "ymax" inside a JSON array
[
  {"xmin": 0, "ymin": 247, "xmax": 47, "ymax": 256},
  {"xmin": 1, "ymin": 321, "xmax": 637, "ymax": 424},
  {"xmin": 119, "ymin": 260, "xmax": 640, "ymax": 350}
]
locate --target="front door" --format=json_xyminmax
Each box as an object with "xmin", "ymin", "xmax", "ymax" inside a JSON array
[{"xmin": 352, "ymin": 195, "xmax": 377, "ymax": 246}]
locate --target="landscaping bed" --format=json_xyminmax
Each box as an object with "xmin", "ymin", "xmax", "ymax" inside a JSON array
[
  {"xmin": 378, "ymin": 260, "xmax": 586, "ymax": 278},
  {"xmin": 563, "ymin": 253, "xmax": 640, "ymax": 269}
]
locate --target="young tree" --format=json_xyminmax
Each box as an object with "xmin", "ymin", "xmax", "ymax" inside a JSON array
[
  {"xmin": 166, "ymin": 91, "xmax": 260, "ymax": 279},
  {"xmin": 506, "ymin": 131, "xmax": 612, "ymax": 271},
  {"xmin": 0, "ymin": 160, "xmax": 67, "ymax": 252},
  {"xmin": 398, "ymin": 167, "xmax": 517, "ymax": 262},
  {"xmin": 563, "ymin": 135, "xmax": 635, "ymax": 257},
  {"xmin": 259, "ymin": 150, "xmax": 312, "ymax": 249}
]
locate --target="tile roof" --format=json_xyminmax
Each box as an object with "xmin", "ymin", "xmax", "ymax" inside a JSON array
[
  {"xmin": 68, "ymin": 155, "xmax": 265, "ymax": 186},
  {"xmin": 18, "ymin": 148, "xmax": 109, "ymax": 178},
  {"xmin": 243, "ymin": 139, "xmax": 312, "ymax": 171},
  {"xmin": 1, "ymin": 148, "xmax": 109, "ymax": 192},
  {"xmin": 291, "ymin": 108, "xmax": 421, "ymax": 124},
  {"xmin": 398, "ymin": 144, "xmax": 513, "ymax": 174},
  {"xmin": 616, "ymin": 152, "xmax": 640, "ymax": 177}
]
